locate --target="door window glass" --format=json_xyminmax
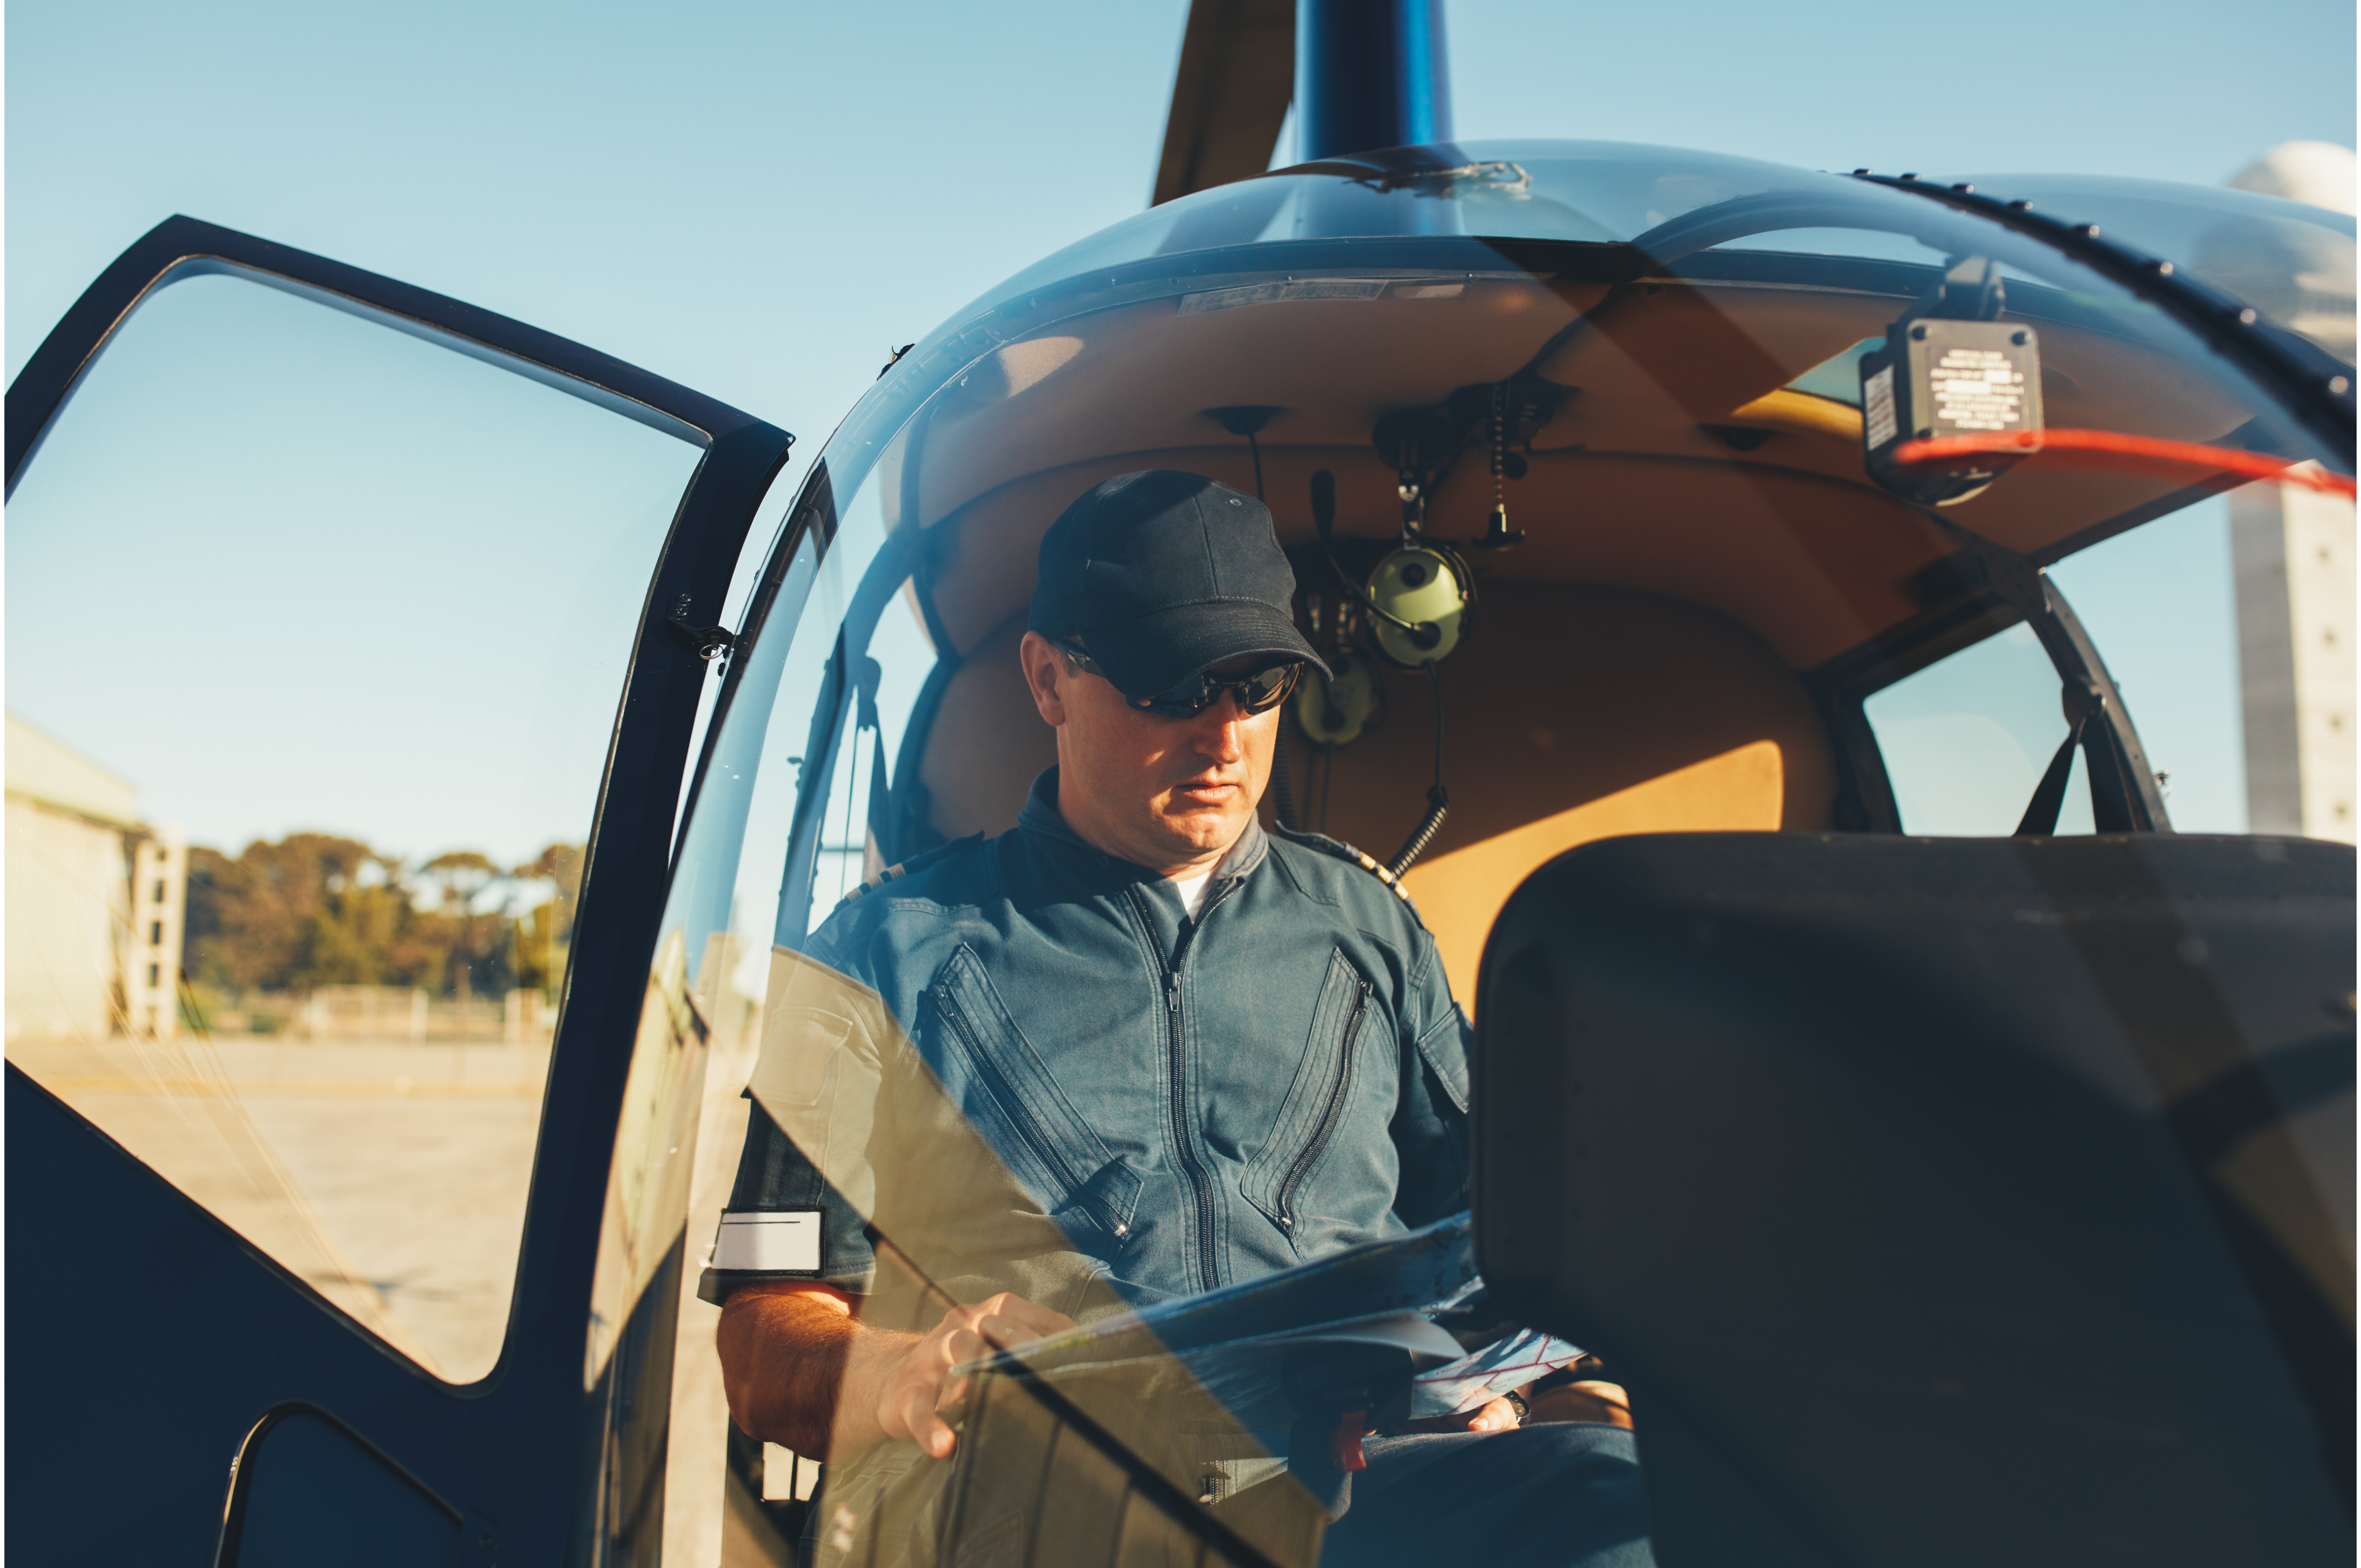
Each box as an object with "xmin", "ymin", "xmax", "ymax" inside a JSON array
[
  {"xmin": 1864, "ymin": 623, "xmax": 2097, "ymax": 837},
  {"xmin": 2047, "ymin": 496, "xmax": 2251, "ymax": 834},
  {"xmin": 4, "ymin": 270, "xmax": 704, "ymax": 1381},
  {"xmin": 1867, "ymin": 481, "xmax": 2341, "ymax": 843}
]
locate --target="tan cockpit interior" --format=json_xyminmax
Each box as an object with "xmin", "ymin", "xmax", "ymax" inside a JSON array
[{"xmin": 883, "ymin": 271, "xmax": 2260, "ymax": 1001}]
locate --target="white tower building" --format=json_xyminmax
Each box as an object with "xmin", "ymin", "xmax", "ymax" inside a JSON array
[{"xmin": 2226, "ymin": 142, "xmax": 2357, "ymax": 841}]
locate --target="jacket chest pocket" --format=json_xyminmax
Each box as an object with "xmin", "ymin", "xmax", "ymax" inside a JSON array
[
  {"xmin": 1241, "ymin": 948, "xmax": 1372, "ymax": 1237},
  {"xmin": 928, "ymin": 945, "xmax": 1142, "ymax": 1249}
]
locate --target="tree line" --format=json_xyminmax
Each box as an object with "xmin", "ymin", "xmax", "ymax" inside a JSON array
[{"xmin": 184, "ymin": 832, "xmax": 582, "ymax": 1001}]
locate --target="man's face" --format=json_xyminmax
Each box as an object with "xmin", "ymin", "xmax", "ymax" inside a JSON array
[{"xmin": 1019, "ymin": 631, "xmax": 1282, "ymax": 875}]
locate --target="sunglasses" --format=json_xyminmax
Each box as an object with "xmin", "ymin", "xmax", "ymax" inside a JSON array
[{"xmin": 1056, "ymin": 640, "xmax": 1302, "ymax": 719}]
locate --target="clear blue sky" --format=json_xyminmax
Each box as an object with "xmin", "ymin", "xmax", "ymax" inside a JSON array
[
  {"xmin": 7, "ymin": 0, "xmax": 2350, "ymax": 859},
  {"xmin": 10, "ymin": 0, "xmax": 2352, "ymax": 448}
]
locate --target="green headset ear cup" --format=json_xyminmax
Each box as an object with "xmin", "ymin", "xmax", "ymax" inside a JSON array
[
  {"xmin": 1293, "ymin": 649, "xmax": 1383, "ymax": 748},
  {"xmin": 1367, "ymin": 545, "xmax": 1471, "ymax": 667}
]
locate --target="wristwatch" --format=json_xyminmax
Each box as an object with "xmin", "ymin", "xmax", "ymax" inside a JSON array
[{"xmin": 1503, "ymin": 1388, "xmax": 1531, "ymax": 1426}]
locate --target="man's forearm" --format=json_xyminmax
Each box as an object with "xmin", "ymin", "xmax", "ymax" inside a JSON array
[{"xmin": 717, "ymin": 1284, "xmax": 915, "ymax": 1458}]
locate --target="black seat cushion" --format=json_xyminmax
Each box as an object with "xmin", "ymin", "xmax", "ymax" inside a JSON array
[{"xmin": 1475, "ymin": 832, "xmax": 2353, "ymax": 1568}]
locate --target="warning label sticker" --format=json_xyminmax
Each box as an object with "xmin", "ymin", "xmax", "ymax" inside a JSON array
[
  {"xmin": 1864, "ymin": 364, "xmax": 1897, "ymax": 449},
  {"xmin": 1929, "ymin": 346, "xmax": 2028, "ymax": 432}
]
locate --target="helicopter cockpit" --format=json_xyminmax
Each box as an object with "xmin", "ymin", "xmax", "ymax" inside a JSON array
[
  {"xmin": 658, "ymin": 141, "xmax": 2352, "ymax": 1563},
  {"xmin": 6, "ymin": 135, "xmax": 2344, "ymax": 1567}
]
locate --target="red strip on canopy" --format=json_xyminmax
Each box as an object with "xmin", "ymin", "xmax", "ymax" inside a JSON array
[{"xmin": 1891, "ymin": 429, "xmax": 2357, "ymax": 500}]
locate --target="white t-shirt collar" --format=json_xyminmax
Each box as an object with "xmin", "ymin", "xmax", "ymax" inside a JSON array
[{"xmin": 1168, "ymin": 866, "xmax": 1216, "ymax": 919}]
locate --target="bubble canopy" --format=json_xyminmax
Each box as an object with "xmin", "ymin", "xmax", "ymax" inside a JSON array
[
  {"xmin": 824, "ymin": 141, "xmax": 2345, "ymax": 514},
  {"xmin": 660, "ymin": 140, "xmax": 2352, "ymax": 1557}
]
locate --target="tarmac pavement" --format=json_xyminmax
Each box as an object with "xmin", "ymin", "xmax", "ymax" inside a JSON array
[{"xmin": 14, "ymin": 1033, "xmax": 547, "ymax": 1380}]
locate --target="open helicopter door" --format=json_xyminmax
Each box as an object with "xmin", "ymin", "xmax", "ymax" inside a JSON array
[{"xmin": 5, "ymin": 217, "xmax": 792, "ymax": 1563}]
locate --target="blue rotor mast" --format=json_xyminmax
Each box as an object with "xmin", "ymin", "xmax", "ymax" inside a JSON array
[
  {"xmin": 1152, "ymin": 0, "xmax": 1454, "ymax": 205},
  {"xmin": 1296, "ymin": 0, "xmax": 1452, "ymax": 161}
]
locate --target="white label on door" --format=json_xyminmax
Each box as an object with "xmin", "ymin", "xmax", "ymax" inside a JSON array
[{"xmin": 714, "ymin": 1208, "xmax": 824, "ymax": 1272}]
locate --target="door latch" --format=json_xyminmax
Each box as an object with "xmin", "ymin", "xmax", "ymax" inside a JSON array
[{"xmin": 666, "ymin": 594, "xmax": 737, "ymax": 662}]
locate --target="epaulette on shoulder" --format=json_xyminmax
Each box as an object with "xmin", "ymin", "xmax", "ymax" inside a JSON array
[
  {"xmin": 838, "ymin": 831, "xmax": 985, "ymax": 906},
  {"xmin": 1272, "ymin": 822, "xmax": 1416, "ymax": 906}
]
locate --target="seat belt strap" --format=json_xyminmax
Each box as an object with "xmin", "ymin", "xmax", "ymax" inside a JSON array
[{"xmin": 2016, "ymin": 707, "xmax": 2090, "ymax": 837}]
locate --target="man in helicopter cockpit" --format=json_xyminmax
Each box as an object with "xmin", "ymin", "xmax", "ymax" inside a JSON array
[{"xmin": 705, "ymin": 470, "xmax": 1653, "ymax": 1567}]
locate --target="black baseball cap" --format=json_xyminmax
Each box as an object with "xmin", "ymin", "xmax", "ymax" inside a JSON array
[{"xmin": 1028, "ymin": 471, "xmax": 1329, "ymax": 696}]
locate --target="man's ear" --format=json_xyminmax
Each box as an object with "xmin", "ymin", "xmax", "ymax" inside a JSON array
[{"xmin": 1018, "ymin": 631, "xmax": 1069, "ymax": 727}]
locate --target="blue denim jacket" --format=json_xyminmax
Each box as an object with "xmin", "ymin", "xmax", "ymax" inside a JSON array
[{"xmin": 706, "ymin": 767, "xmax": 1473, "ymax": 1306}]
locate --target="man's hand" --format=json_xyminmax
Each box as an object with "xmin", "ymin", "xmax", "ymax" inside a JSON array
[
  {"xmin": 1454, "ymin": 1396, "xmax": 1523, "ymax": 1433},
  {"xmin": 1382, "ymin": 1395, "xmax": 1521, "ymax": 1435},
  {"xmin": 852, "ymin": 1292, "xmax": 1075, "ymax": 1460},
  {"xmin": 1527, "ymin": 1379, "xmax": 1633, "ymax": 1429},
  {"xmin": 718, "ymin": 1282, "xmax": 1071, "ymax": 1462},
  {"xmin": 1380, "ymin": 1375, "xmax": 1636, "ymax": 1436}
]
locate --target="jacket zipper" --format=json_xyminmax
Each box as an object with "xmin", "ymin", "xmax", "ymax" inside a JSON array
[
  {"xmin": 1129, "ymin": 880, "xmax": 1237, "ymax": 1295},
  {"xmin": 934, "ymin": 979, "xmax": 1122, "ymax": 1238},
  {"xmin": 1274, "ymin": 981, "xmax": 1370, "ymax": 1233}
]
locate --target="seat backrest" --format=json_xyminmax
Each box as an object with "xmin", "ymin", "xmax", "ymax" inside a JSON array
[
  {"xmin": 1378, "ymin": 583, "xmax": 1835, "ymax": 1006},
  {"xmin": 1476, "ymin": 832, "xmax": 2354, "ymax": 1568}
]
